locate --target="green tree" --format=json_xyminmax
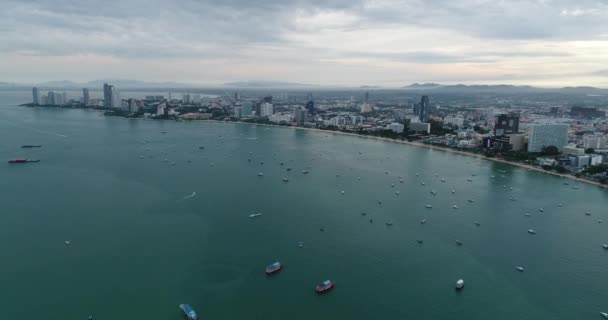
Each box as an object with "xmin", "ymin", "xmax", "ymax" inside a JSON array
[
  {"xmin": 540, "ymin": 145, "xmax": 560, "ymax": 156},
  {"xmin": 585, "ymin": 148, "xmax": 595, "ymax": 154}
]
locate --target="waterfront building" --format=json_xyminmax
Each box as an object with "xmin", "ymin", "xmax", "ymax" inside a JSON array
[
  {"xmin": 409, "ymin": 122, "xmax": 431, "ymax": 134},
  {"xmin": 83, "ymin": 88, "xmax": 90, "ymax": 106},
  {"xmin": 47, "ymin": 91, "xmax": 55, "ymax": 105},
  {"xmin": 305, "ymin": 93, "xmax": 315, "ymax": 114},
  {"xmin": 494, "ymin": 113, "xmax": 520, "ymax": 136},
  {"xmin": 260, "ymin": 102, "xmax": 274, "ymax": 117},
  {"xmin": 241, "ymin": 102, "xmax": 253, "ymax": 116},
  {"xmin": 53, "ymin": 92, "xmax": 63, "ymax": 105},
  {"xmin": 234, "ymin": 107, "xmax": 243, "ymax": 119},
  {"xmin": 32, "ymin": 87, "xmax": 39, "ymax": 104},
  {"xmin": 360, "ymin": 103, "xmax": 373, "ymax": 113},
  {"xmin": 294, "ymin": 107, "xmax": 306, "ymax": 124},
  {"xmin": 62, "ymin": 92, "xmax": 67, "ymax": 104},
  {"xmin": 527, "ymin": 124, "xmax": 569, "ymax": 152},
  {"xmin": 103, "ymin": 83, "xmax": 112, "ymax": 108},
  {"xmin": 563, "ymin": 144, "xmax": 586, "ymax": 156},
  {"xmin": 192, "ymin": 94, "xmax": 201, "ymax": 104},
  {"xmin": 183, "ymin": 93, "xmax": 191, "ymax": 104},
  {"xmin": 387, "ymin": 122, "xmax": 404, "ymax": 133}
]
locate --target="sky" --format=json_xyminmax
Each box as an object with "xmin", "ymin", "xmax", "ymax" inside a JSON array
[{"xmin": 2, "ymin": 0, "xmax": 608, "ymax": 87}]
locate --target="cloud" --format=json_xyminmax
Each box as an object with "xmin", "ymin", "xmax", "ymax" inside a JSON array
[{"xmin": 1, "ymin": 0, "xmax": 608, "ymax": 86}]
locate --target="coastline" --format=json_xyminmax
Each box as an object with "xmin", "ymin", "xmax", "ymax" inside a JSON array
[{"xmin": 220, "ymin": 120, "xmax": 607, "ymax": 189}]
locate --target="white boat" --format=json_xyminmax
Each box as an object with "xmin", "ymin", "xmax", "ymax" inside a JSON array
[
  {"xmin": 528, "ymin": 229, "xmax": 536, "ymax": 234},
  {"xmin": 451, "ymin": 189, "xmax": 456, "ymax": 194},
  {"xmin": 453, "ymin": 205, "xmax": 459, "ymax": 209},
  {"xmin": 602, "ymin": 244, "xmax": 608, "ymax": 250},
  {"xmin": 441, "ymin": 178, "xmax": 446, "ymax": 182},
  {"xmin": 385, "ymin": 221, "xmax": 394, "ymax": 226},
  {"xmin": 64, "ymin": 240, "xmax": 71, "ymax": 245},
  {"xmin": 298, "ymin": 242, "xmax": 304, "ymax": 248},
  {"xmin": 421, "ymin": 182, "xmax": 426, "ymax": 186},
  {"xmin": 341, "ymin": 190, "xmax": 345, "ymax": 195},
  {"xmin": 516, "ymin": 266, "xmax": 525, "ymax": 272},
  {"xmin": 425, "ymin": 205, "xmax": 432, "ymax": 209},
  {"xmin": 249, "ymin": 213, "xmax": 263, "ymax": 218},
  {"xmin": 455, "ymin": 279, "xmax": 464, "ymax": 290},
  {"xmin": 524, "ymin": 213, "xmax": 532, "ymax": 217},
  {"xmin": 600, "ymin": 312, "xmax": 608, "ymax": 319},
  {"xmin": 430, "ymin": 190, "xmax": 437, "ymax": 195},
  {"xmin": 538, "ymin": 208, "xmax": 544, "ymax": 212},
  {"xmin": 557, "ymin": 204, "xmax": 563, "ymax": 207},
  {"xmin": 466, "ymin": 178, "xmax": 472, "ymax": 182},
  {"xmin": 257, "ymin": 172, "xmax": 264, "ymax": 176},
  {"xmin": 391, "ymin": 184, "xmax": 395, "ymax": 188},
  {"xmin": 378, "ymin": 200, "xmax": 383, "ymax": 204},
  {"xmin": 467, "ymin": 199, "xmax": 474, "ymax": 203},
  {"xmin": 395, "ymin": 191, "xmax": 400, "ymax": 195},
  {"xmin": 586, "ymin": 212, "xmax": 591, "ymax": 216},
  {"xmin": 455, "ymin": 240, "xmax": 462, "ymax": 246},
  {"xmin": 420, "ymin": 219, "xmax": 427, "ymax": 224},
  {"xmin": 282, "ymin": 177, "xmax": 289, "ymax": 182}
]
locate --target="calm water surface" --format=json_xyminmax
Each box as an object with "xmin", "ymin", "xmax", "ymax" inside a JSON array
[{"xmin": 1, "ymin": 90, "xmax": 607, "ymax": 319}]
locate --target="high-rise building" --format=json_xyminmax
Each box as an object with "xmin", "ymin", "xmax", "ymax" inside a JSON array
[
  {"xmin": 305, "ymin": 93, "xmax": 315, "ymax": 114},
  {"xmin": 234, "ymin": 107, "xmax": 243, "ymax": 119},
  {"xmin": 183, "ymin": 93, "xmax": 191, "ymax": 104},
  {"xmin": 234, "ymin": 91, "xmax": 240, "ymax": 102},
  {"xmin": 241, "ymin": 102, "xmax": 253, "ymax": 116},
  {"xmin": 527, "ymin": 124, "xmax": 569, "ymax": 152},
  {"xmin": 111, "ymin": 89, "xmax": 120, "ymax": 109},
  {"xmin": 62, "ymin": 92, "xmax": 67, "ymax": 104},
  {"xmin": 83, "ymin": 88, "xmax": 90, "ymax": 106},
  {"xmin": 54, "ymin": 92, "xmax": 63, "ymax": 105},
  {"xmin": 260, "ymin": 102, "xmax": 274, "ymax": 117},
  {"xmin": 364, "ymin": 91, "xmax": 369, "ymax": 103},
  {"xmin": 294, "ymin": 107, "xmax": 306, "ymax": 124},
  {"xmin": 583, "ymin": 134, "xmax": 608, "ymax": 149},
  {"xmin": 494, "ymin": 113, "xmax": 520, "ymax": 136},
  {"xmin": 32, "ymin": 87, "xmax": 39, "ymax": 104},
  {"xmin": 414, "ymin": 96, "xmax": 430, "ymax": 122},
  {"xmin": 47, "ymin": 91, "xmax": 55, "ymax": 105},
  {"xmin": 103, "ymin": 83, "xmax": 113, "ymax": 109}
]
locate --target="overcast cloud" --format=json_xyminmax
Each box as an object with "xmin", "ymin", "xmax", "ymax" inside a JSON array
[{"xmin": 1, "ymin": 0, "xmax": 608, "ymax": 86}]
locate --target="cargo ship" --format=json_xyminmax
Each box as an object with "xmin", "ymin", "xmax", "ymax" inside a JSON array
[
  {"xmin": 179, "ymin": 304, "xmax": 198, "ymax": 320},
  {"xmin": 21, "ymin": 145, "xmax": 42, "ymax": 148},
  {"xmin": 315, "ymin": 280, "xmax": 334, "ymax": 293},
  {"xmin": 8, "ymin": 158, "xmax": 40, "ymax": 163},
  {"xmin": 265, "ymin": 261, "xmax": 282, "ymax": 274}
]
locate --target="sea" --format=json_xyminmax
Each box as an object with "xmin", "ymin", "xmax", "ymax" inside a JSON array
[{"xmin": 1, "ymin": 89, "xmax": 607, "ymax": 320}]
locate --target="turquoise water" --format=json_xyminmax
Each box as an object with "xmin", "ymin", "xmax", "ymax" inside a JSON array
[{"xmin": 1, "ymin": 90, "xmax": 607, "ymax": 319}]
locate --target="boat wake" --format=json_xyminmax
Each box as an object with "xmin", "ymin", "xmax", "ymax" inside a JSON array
[{"xmin": 181, "ymin": 192, "xmax": 197, "ymax": 200}]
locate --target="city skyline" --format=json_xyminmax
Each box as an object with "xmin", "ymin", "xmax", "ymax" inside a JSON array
[{"xmin": 2, "ymin": 0, "xmax": 608, "ymax": 87}]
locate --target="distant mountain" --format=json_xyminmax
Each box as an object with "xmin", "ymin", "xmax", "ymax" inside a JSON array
[
  {"xmin": 405, "ymin": 83, "xmax": 442, "ymax": 88},
  {"xmin": 223, "ymin": 80, "xmax": 316, "ymax": 88},
  {"xmin": 37, "ymin": 80, "xmax": 81, "ymax": 87},
  {"xmin": 360, "ymin": 85, "xmax": 381, "ymax": 89}
]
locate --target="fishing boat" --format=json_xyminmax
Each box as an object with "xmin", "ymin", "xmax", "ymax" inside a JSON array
[
  {"xmin": 455, "ymin": 279, "xmax": 464, "ymax": 290},
  {"xmin": 21, "ymin": 145, "xmax": 42, "ymax": 148},
  {"xmin": 8, "ymin": 158, "xmax": 40, "ymax": 163},
  {"xmin": 516, "ymin": 266, "xmax": 525, "ymax": 272},
  {"xmin": 315, "ymin": 280, "xmax": 334, "ymax": 293},
  {"xmin": 179, "ymin": 304, "xmax": 198, "ymax": 320},
  {"xmin": 265, "ymin": 261, "xmax": 282, "ymax": 274}
]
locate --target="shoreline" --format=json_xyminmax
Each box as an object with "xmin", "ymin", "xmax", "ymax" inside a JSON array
[{"xmin": 220, "ymin": 120, "xmax": 607, "ymax": 189}]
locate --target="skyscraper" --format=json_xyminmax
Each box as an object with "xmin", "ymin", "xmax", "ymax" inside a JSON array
[
  {"xmin": 82, "ymin": 88, "xmax": 90, "ymax": 106},
  {"xmin": 32, "ymin": 87, "xmax": 39, "ymax": 104},
  {"xmin": 103, "ymin": 83, "xmax": 112, "ymax": 108},
  {"xmin": 527, "ymin": 124, "xmax": 569, "ymax": 152},
  {"xmin": 305, "ymin": 93, "xmax": 315, "ymax": 115},
  {"xmin": 62, "ymin": 92, "xmax": 67, "ymax": 104},
  {"xmin": 47, "ymin": 91, "xmax": 55, "ymax": 105},
  {"xmin": 364, "ymin": 91, "xmax": 369, "ymax": 103},
  {"xmin": 414, "ymin": 95, "xmax": 430, "ymax": 122},
  {"xmin": 494, "ymin": 113, "xmax": 520, "ymax": 136},
  {"xmin": 234, "ymin": 91, "xmax": 240, "ymax": 102},
  {"xmin": 294, "ymin": 107, "xmax": 306, "ymax": 124},
  {"xmin": 260, "ymin": 102, "xmax": 274, "ymax": 117}
]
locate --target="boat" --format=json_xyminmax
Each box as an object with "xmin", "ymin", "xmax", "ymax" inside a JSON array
[
  {"xmin": 441, "ymin": 178, "xmax": 446, "ymax": 182},
  {"xmin": 179, "ymin": 304, "xmax": 198, "ymax": 320},
  {"xmin": 430, "ymin": 190, "xmax": 437, "ymax": 195},
  {"xmin": 466, "ymin": 178, "xmax": 473, "ymax": 182},
  {"xmin": 451, "ymin": 189, "xmax": 456, "ymax": 194},
  {"xmin": 557, "ymin": 204, "xmax": 563, "ymax": 207},
  {"xmin": 378, "ymin": 200, "xmax": 383, "ymax": 204},
  {"xmin": 474, "ymin": 222, "xmax": 481, "ymax": 226},
  {"xmin": 455, "ymin": 240, "xmax": 463, "ymax": 246},
  {"xmin": 602, "ymin": 244, "xmax": 608, "ymax": 250},
  {"xmin": 8, "ymin": 158, "xmax": 40, "ymax": 163},
  {"xmin": 600, "ymin": 312, "xmax": 608, "ymax": 319},
  {"xmin": 467, "ymin": 199, "xmax": 474, "ymax": 203},
  {"xmin": 302, "ymin": 170, "xmax": 309, "ymax": 174},
  {"xmin": 21, "ymin": 145, "xmax": 41, "ymax": 148},
  {"xmin": 282, "ymin": 177, "xmax": 289, "ymax": 182},
  {"xmin": 298, "ymin": 242, "xmax": 304, "ymax": 248},
  {"xmin": 416, "ymin": 240, "xmax": 423, "ymax": 244},
  {"xmin": 361, "ymin": 212, "xmax": 367, "ymax": 216},
  {"xmin": 516, "ymin": 266, "xmax": 525, "ymax": 272},
  {"xmin": 455, "ymin": 279, "xmax": 464, "ymax": 290},
  {"xmin": 524, "ymin": 213, "xmax": 532, "ymax": 217},
  {"xmin": 385, "ymin": 221, "xmax": 393, "ymax": 226},
  {"xmin": 249, "ymin": 213, "xmax": 263, "ymax": 218},
  {"xmin": 315, "ymin": 280, "xmax": 335, "ymax": 293},
  {"xmin": 341, "ymin": 190, "xmax": 345, "ymax": 195},
  {"xmin": 64, "ymin": 240, "xmax": 71, "ymax": 245},
  {"xmin": 452, "ymin": 205, "xmax": 459, "ymax": 209},
  {"xmin": 265, "ymin": 261, "xmax": 282, "ymax": 274},
  {"xmin": 286, "ymin": 168, "xmax": 292, "ymax": 171},
  {"xmin": 425, "ymin": 205, "xmax": 432, "ymax": 209},
  {"xmin": 586, "ymin": 212, "xmax": 591, "ymax": 216},
  {"xmin": 279, "ymin": 162, "xmax": 284, "ymax": 166},
  {"xmin": 420, "ymin": 219, "xmax": 427, "ymax": 224},
  {"xmin": 538, "ymin": 208, "xmax": 544, "ymax": 212},
  {"xmin": 421, "ymin": 182, "xmax": 426, "ymax": 186},
  {"xmin": 395, "ymin": 191, "xmax": 400, "ymax": 195},
  {"xmin": 528, "ymin": 229, "xmax": 536, "ymax": 234},
  {"xmin": 257, "ymin": 172, "xmax": 264, "ymax": 176}
]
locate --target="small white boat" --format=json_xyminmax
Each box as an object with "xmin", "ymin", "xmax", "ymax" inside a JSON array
[
  {"xmin": 585, "ymin": 212, "xmax": 591, "ymax": 216},
  {"xmin": 282, "ymin": 177, "xmax": 289, "ymax": 182},
  {"xmin": 257, "ymin": 172, "xmax": 264, "ymax": 176},
  {"xmin": 451, "ymin": 189, "xmax": 456, "ymax": 194},
  {"xmin": 341, "ymin": 190, "xmax": 345, "ymax": 195},
  {"xmin": 467, "ymin": 199, "xmax": 474, "ymax": 203},
  {"xmin": 430, "ymin": 190, "xmax": 437, "ymax": 195},
  {"xmin": 378, "ymin": 200, "xmax": 383, "ymax": 204},
  {"xmin": 298, "ymin": 242, "xmax": 304, "ymax": 248},
  {"xmin": 474, "ymin": 222, "xmax": 481, "ymax": 226},
  {"xmin": 441, "ymin": 178, "xmax": 446, "ymax": 182},
  {"xmin": 557, "ymin": 204, "xmax": 563, "ymax": 207},
  {"xmin": 524, "ymin": 213, "xmax": 532, "ymax": 217},
  {"xmin": 455, "ymin": 279, "xmax": 464, "ymax": 290},
  {"xmin": 420, "ymin": 219, "xmax": 427, "ymax": 224},
  {"xmin": 391, "ymin": 184, "xmax": 395, "ymax": 188},
  {"xmin": 64, "ymin": 240, "xmax": 71, "ymax": 245},
  {"xmin": 395, "ymin": 191, "xmax": 400, "ymax": 195},
  {"xmin": 538, "ymin": 208, "xmax": 544, "ymax": 212},
  {"xmin": 425, "ymin": 205, "xmax": 432, "ymax": 209},
  {"xmin": 466, "ymin": 178, "xmax": 472, "ymax": 182},
  {"xmin": 602, "ymin": 244, "xmax": 608, "ymax": 250},
  {"xmin": 452, "ymin": 205, "xmax": 459, "ymax": 209},
  {"xmin": 302, "ymin": 170, "xmax": 309, "ymax": 174},
  {"xmin": 249, "ymin": 213, "xmax": 263, "ymax": 218},
  {"xmin": 600, "ymin": 312, "xmax": 608, "ymax": 319},
  {"xmin": 528, "ymin": 229, "xmax": 536, "ymax": 234},
  {"xmin": 385, "ymin": 221, "xmax": 393, "ymax": 226},
  {"xmin": 516, "ymin": 266, "xmax": 524, "ymax": 272},
  {"xmin": 421, "ymin": 182, "xmax": 426, "ymax": 186},
  {"xmin": 455, "ymin": 240, "xmax": 462, "ymax": 246}
]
